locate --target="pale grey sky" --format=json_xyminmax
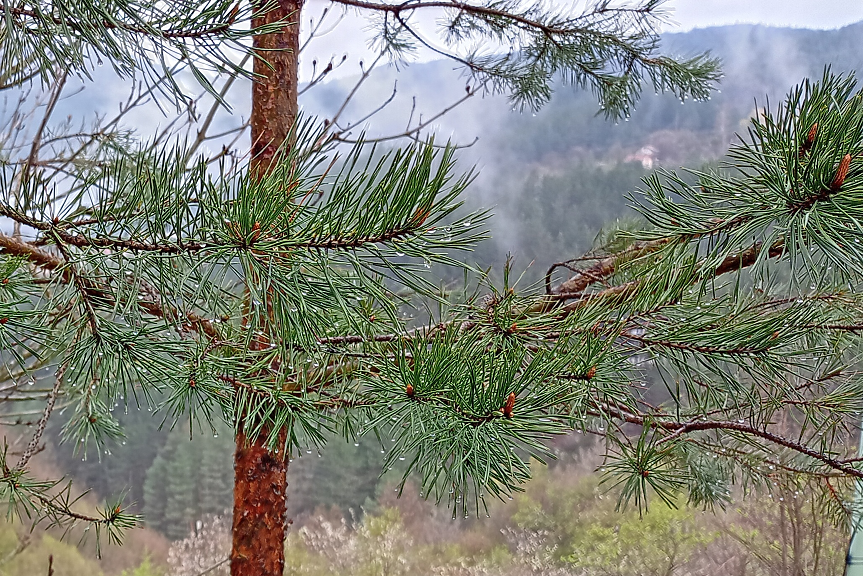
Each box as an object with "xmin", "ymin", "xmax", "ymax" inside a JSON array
[{"xmin": 671, "ymin": 0, "xmax": 863, "ymax": 30}]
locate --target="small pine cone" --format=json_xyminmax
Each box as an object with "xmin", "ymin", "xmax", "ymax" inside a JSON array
[
  {"xmin": 798, "ymin": 123, "xmax": 818, "ymax": 158},
  {"xmin": 479, "ymin": 293, "xmax": 497, "ymax": 310},
  {"xmin": 250, "ymin": 221, "xmax": 262, "ymax": 242},
  {"xmin": 831, "ymin": 154, "xmax": 852, "ymax": 191},
  {"xmin": 503, "ymin": 392, "xmax": 515, "ymax": 419}
]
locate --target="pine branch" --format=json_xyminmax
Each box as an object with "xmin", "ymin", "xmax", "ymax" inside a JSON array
[
  {"xmin": 0, "ymin": 205, "xmax": 211, "ymax": 253},
  {"xmin": 546, "ymin": 239, "xmax": 669, "ymax": 296},
  {"xmin": 331, "ymin": 0, "xmax": 653, "ymax": 41},
  {"xmin": 331, "ymin": 0, "xmax": 718, "ymax": 114},
  {"xmin": 0, "ymin": 231, "xmax": 219, "ymax": 338},
  {"xmin": 302, "ymin": 221, "xmax": 427, "ymax": 250},
  {"xmin": 1, "ymin": 3, "xmax": 240, "ymax": 39},
  {"xmin": 613, "ymin": 408, "xmax": 863, "ymax": 480},
  {"xmin": 559, "ymin": 239, "xmax": 787, "ymax": 314},
  {"xmin": 14, "ymin": 360, "xmax": 67, "ymax": 471}
]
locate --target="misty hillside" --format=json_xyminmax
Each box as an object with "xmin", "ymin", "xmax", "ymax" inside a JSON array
[{"xmin": 301, "ymin": 21, "xmax": 863, "ymax": 270}]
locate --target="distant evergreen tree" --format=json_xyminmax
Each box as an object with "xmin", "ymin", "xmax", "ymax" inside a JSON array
[
  {"xmin": 199, "ymin": 431, "xmax": 233, "ymax": 518},
  {"xmin": 142, "ymin": 433, "xmax": 174, "ymax": 535},
  {"xmin": 287, "ymin": 437, "xmax": 389, "ymax": 517},
  {"xmin": 162, "ymin": 438, "xmax": 198, "ymax": 540},
  {"xmin": 50, "ymin": 408, "xmax": 169, "ymax": 511},
  {"xmin": 143, "ymin": 423, "xmax": 233, "ymax": 539},
  {"xmin": 507, "ymin": 161, "xmax": 650, "ymax": 271}
]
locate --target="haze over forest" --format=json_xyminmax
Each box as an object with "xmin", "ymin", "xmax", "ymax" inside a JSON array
[{"xmin": 13, "ymin": 19, "xmax": 863, "ymax": 576}]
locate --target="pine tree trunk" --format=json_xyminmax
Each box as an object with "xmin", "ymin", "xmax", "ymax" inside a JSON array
[{"xmin": 230, "ymin": 1, "xmax": 301, "ymax": 574}]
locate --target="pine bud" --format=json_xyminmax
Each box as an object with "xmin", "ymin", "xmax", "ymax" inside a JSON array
[
  {"xmin": 0, "ymin": 318, "xmax": 8, "ymax": 325},
  {"xmin": 250, "ymin": 221, "xmax": 262, "ymax": 242},
  {"xmin": 831, "ymin": 154, "xmax": 852, "ymax": 191},
  {"xmin": 189, "ymin": 377, "xmax": 196, "ymax": 388},
  {"xmin": 412, "ymin": 207, "xmax": 431, "ymax": 226},
  {"xmin": 586, "ymin": 366, "xmax": 597, "ymax": 380},
  {"xmin": 405, "ymin": 383, "xmax": 414, "ymax": 397},
  {"xmin": 503, "ymin": 392, "xmax": 515, "ymax": 419},
  {"xmin": 798, "ymin": 123, "xmax": 818, "ymax": 158}
]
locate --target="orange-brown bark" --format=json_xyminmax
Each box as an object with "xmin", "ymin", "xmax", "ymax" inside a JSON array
[
  {"xmin": 231, "ymin": 428, "xmax": 289, "ymax": 576},
  {"xmin": 249, "ymin": 0, "xmax": 302, "ymax": 175},
  {"xmin": 231, "ymin": 1, "xmax": 302, "ymax": 574}
]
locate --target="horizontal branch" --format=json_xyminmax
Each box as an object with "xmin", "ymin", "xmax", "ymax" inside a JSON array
[
  {"xmin": 301, "ymin": 222, "xmax": 423, "ymax": 250},
  {"xmin": 0, "ymin": 231, "xmax": 218, "ymax": 338},
  {"xmin": 330, "ymin": 0, "xmax": 652, "ymax": 42},
  {"xmin": 0, "ymin": 207, "xmax": 431, "ymax": 255},
  {"xmin": 547, "ymin": 239, "xmax": 669, "ymax": 297},
  {"xmin": 600, "ymin": 403, "xmax": 863, "ymax": 479},
  {"xmin": 622, "ymin": 332, "xmax": 769, "ymax": 357},
  {"xmin": 0, "ymin": 206, "xmax": 210, "ymax": 254},
  {"xmin": 2, "ymin": 3, "xmax": 239, "ymax": 39},
  {"xmin": 560, "ymin": 238, "xmax": 787, "ymax": 315}
]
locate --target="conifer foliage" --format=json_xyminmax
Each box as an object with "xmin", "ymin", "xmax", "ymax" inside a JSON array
[{"xmin": 1, "ymin": 0, "xmax": 862, "ymax": 573}]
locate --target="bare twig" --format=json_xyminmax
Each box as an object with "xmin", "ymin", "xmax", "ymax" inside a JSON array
[{"xmin": 15, "ymin": 361, "xmax": 68, "ymax": 470}]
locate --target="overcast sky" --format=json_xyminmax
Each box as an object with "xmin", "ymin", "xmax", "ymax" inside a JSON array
[{"xmin": 670, "ymin": 0, "xmax": 863, "ymax": 30}]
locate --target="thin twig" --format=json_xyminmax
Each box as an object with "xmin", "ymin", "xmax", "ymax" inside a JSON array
[{"xmin": 14, "ymin": 360, "xmax": 68, "ymax": 471}]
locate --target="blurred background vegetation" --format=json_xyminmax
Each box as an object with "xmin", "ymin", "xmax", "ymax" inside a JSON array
[{"xmin": 9, "ymin": 20, "xmax": 863, "ymax": 576}]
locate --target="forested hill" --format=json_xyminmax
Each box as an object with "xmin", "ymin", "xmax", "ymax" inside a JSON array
[
  {"xmin": 493, "ymin": 23, "xmax": 863, "ymax": 166},
  {"xmin": 306, "ymin": 22, "xmax": 863, "ymax": 164},
  {"xmin": 303, "ymin": 22, "xmax": 863, "ymax": 269}
]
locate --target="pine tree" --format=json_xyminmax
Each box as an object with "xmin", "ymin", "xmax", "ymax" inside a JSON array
[
  {"xmin": 198, "ymin": 430, "xmax": 234, "ymax": 518},
  {"xmin": 142, "ymin": 423, "xmax": 233, "ymax": 537},
  {"xmin": 3, "ymin": 0, "xmax": 863, "ymax": 574},
  {"xmin": 163, "ymin": 436, "xmax": 198, "ymax": 540}
]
